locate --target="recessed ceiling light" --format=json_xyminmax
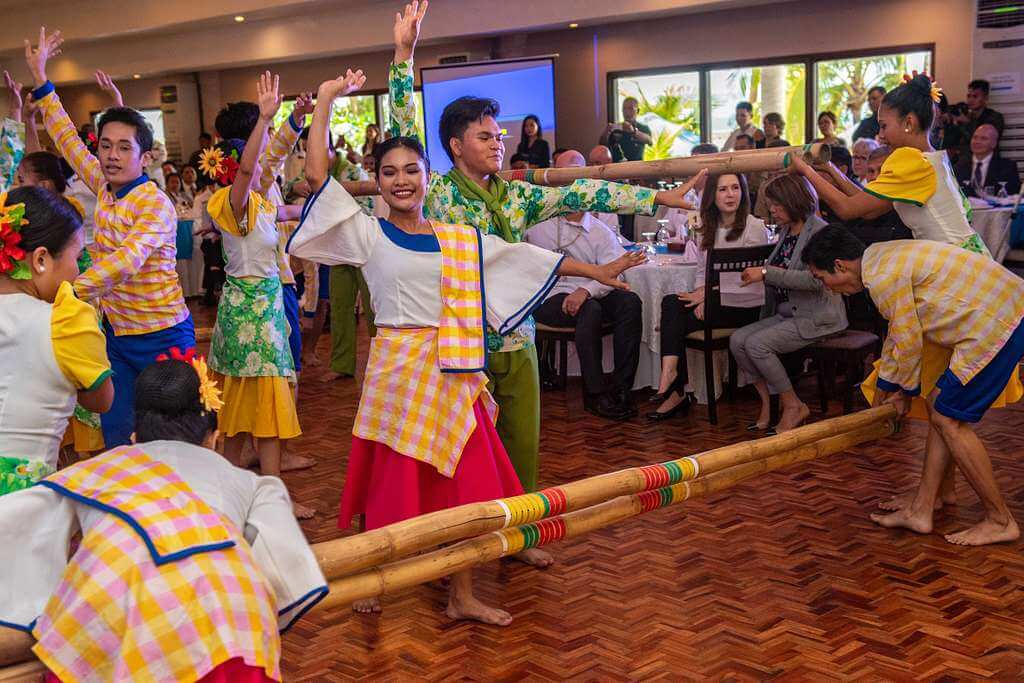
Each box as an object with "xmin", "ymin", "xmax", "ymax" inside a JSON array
[
  {"xmin": 568, "ymin": 22, "xmax": 579, "ymax": 28},
  {"xmin": 132, "ymin": 73, "xmax": 141, "ymax": 79},
  {"xmin": 234, "ymin": 15, "xmax": 245, "ymax": 22}
]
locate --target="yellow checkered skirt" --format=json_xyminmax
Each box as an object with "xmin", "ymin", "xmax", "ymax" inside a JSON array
[{"xmin": 353, "ymin": 326, "xmax": 497, "ymax": 477}]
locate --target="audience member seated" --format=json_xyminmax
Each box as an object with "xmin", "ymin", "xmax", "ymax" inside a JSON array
[
  {"xmin": 187, "ymin": 132, "xmax": 213, "ymax": 171},
  {"xmin": 509, "ymin": 153, "xmax": 530, "ymax": 170},
  {"xmin": 180, "ymin": 164, "xmax": 198, "ymax": 201},
  {"xmin": 516, "ymin": 114, "xmax": 551, "ymax": 168},
  {"xmin": 965, "ymin": 79, "xmax": 1005, "ymax": 140},
  {"xmin": 722, "ymin": 101, "xmax": 763, "ymax": 152},
  {"xmin": 851, "ymin": 86, "xmax": 885, "ymax": 142},
  {"xmin": 813, "ymin": 111, "xmax": 846, "ymax": 147},
  {"xmin": 601, "ymin": 96, "xmax": 652, "ymax": 162},
  {"xmin": 733, "ymin": 133, "xmax": 755, "ymax": 151},
  {"xmin": 851, "ymin": 138, "xmax": 878, "ymax": 183},
  {"xmin": 756, "ymin": 112, "xmax": 788, "ymax": 148},
  {"xmin": 526, "ymin": 151, "xmax": 642, "ymax": 420},
  {"xmin": 953, "ymin": 123, "xmax": 1021, "ymax": 197},
  {"xmin": 864, "ymin": 145, "xmax": 891, "ymax": 182},
  {"xmin": 647, "ymin": 172, "xmax": 769, "ymax": 421},
  {"xmin": 729, "ymin": 175, "xmax": 848, "ymax": 433},
  {"xmin": 938, "ymin": 102, "xmax": 970, "ymax": 164},
  {"xmin": 552, "ymin": 147, "xmax": 569, "ymax": 165},
  {"xmin": 586, "ymin": 145, "xmax": 621, "ymax": 234}
]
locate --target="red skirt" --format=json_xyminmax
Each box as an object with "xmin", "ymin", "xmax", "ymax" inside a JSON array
[
  {"xmin": 339, "ymin": 398, "xmax": 524, "ymax": 530},
  {"xmin": 46, "ymin": 657, "xmax": 277, "ymax": 683}
]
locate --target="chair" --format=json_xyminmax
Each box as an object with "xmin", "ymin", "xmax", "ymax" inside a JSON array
[
  {"xmin": 684, "ymin": 244, "xmax": 776, "ymax": 425},
  {"xmin": 807, "ymin": 326, "xmax": 879, "ymax": 415},
  {"xmin": 536, "ymin": 322, "xmax": 613, "ymax": 391}
]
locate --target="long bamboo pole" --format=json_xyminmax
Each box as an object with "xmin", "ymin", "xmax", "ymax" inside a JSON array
[
  {"xmin": 336, "ymin": 144, "xmax": 831, "ymax": 197},
  {"xmin": 315, "ymin": 406, "xmax": 896, "ymax": 580},
  {"xmin": 318, "ymin": 418, "xmax": 891, "ymax": 610}
]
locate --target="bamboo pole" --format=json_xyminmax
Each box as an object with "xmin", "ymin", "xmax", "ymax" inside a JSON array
[
  {"xmin": 336, "ymin": 144, "xmax": 831, "ymax": 197},
  {"xmin": 318, "ymin": 418, "xmax": 891, "ymax": 610},
  {"xmin": 315, "ymin": 406, "xmax": 897, "ymax": 580}
]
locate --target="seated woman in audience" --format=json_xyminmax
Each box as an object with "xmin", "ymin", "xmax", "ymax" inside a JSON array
[
  {"xmin": 362, "ymin": 122, "xmax": 381, "ymax": 158},
  {"xmin": 851, "ymin": 138, "xmax": 879, "ymax": 183},
  {"xmin": 203, "ymin": 72, "xmax": 309, "ymax": 517},
  {"xmin": 648, "ymin": 172, "xmax": 770, "ymax": 421},
  {"xmin": 290, "ymin": 68, "xmax": 644, "ymax": 625},
  {"xmin": 516, "ymin": 114, "xmax": 551, "ymax": 168},
  {"xmin": 0, "ymin": 357, "xmax": 327, "ymax": 681},
  {"xmin": 813, "ymin": 111, "xmax": 847, "ymax": 147},
  {"xmin": 756, "ymin": 112, "xmax": 788, "ymax": 148},
  {"xmin": 729, "ymin": 174, "xmax": 847, "ymax": 433},
  {"xmin": 0, "ymin": 186, "xmax": 113, "ymax": 494}
]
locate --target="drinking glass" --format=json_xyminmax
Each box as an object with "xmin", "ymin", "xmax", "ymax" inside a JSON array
[
  {"xmin": 640, "ymin": 231, "xmax": 657, "ymax": 256},
  {"xmin": 655, "ymin": 219, "xmax": 671, "ymax": 246},
  {"xmin": 997, "ymin": 182, "xmax": 1009, "ymax": 200}
]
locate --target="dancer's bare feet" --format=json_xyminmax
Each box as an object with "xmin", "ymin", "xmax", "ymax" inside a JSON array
[
  {"xmin": 320, "ymin": 370, "xmax": 353, "ymax": 383},
  {"xmin": 353, "ymin": 597, "xmax": 381, "ymax": 614},
  {"xmin": 281, "ymin": 453, "xmax": 315, "ymax": 472},
  {"xmin": 775, "ymin": 402, "xmax": 810, "ymax": 433},
  {"xmin": 512, "ymin": 548, "xmax": 554, "ymax": 568},
  {"xmin": 944, "ymin": 517, "xmax": 1020, "ymax": 546},
  {"xmin": 293, "ymin": 502, "xmax": 316, "ymax": 520},
  {"xmin": 869, "ymin": 508, "xmax": 933, "ymax": 535},
  {"xmin": 877, "ymin": 490, "xmax": 956, "ymax": 512},
  {"xmin": 445, "ymin": 594, "xmax": 512, "ymax": 626}
]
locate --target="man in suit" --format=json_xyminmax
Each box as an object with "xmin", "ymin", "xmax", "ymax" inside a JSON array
[{"xmin": 954, "ymin": 124, "xmax": 1021, "ymax": 197}]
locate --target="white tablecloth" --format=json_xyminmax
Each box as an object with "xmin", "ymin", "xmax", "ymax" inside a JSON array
[
  {"xmin": 175, "ymin": 242, "xmax": 205, "ymax": 298},
  {"xmin": 971, "ymin": 207, "xmax": 1014, "ymax": 262}
]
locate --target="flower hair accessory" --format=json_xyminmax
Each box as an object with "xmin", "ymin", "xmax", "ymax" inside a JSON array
[
  {"xmin": 156, "ymin": 346, "xmax": 224, "ymax": 413},
  {"xmin": 0, "ymin": 192, "xmax": 30, "ymax": 280},
  {"xmin": 902, "ymin": 71, "xmax": 943, "ymax": 104},
  {"xmin": 198, "ymin": 146, "xmax": 241, "ymax": 186}
]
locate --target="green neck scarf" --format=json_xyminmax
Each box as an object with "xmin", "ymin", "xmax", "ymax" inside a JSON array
[{"xmin": 446, "ymin": 167, "xmax": 515, "ymax": 242}]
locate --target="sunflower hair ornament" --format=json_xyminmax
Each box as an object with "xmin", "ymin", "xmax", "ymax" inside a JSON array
[
  {"xmin": 902, "ymin": 71, "xmax": 943, "ymax": 104},
  {"xmin": 198, "ymin": 146, "xmax": 241, "ymax": 187},
  {"xmin": 0, "ymin": 192, "xmax": 30, "ymax": 280},
  {"xmin": 155, "ymin": 346, "xmax": 225, "ymax": 414}
]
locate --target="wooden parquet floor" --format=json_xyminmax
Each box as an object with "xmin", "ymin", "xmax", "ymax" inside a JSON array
[{"xmin": 191, "ymin": 303, "xmax": 1024, "ymax": 680}]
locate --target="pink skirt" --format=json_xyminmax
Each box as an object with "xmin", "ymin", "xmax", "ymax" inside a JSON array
[{"xmin": 338, "ymin": 398, "xmax": 524, "ymax": 530}]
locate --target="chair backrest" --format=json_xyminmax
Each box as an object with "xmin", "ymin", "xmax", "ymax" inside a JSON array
[{"xmin": 699, "ymin": 244, "xmax": 776, "ymax": 343}]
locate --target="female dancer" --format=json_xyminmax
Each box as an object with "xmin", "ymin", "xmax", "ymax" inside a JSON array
[
  {"xmin": 0, "ymin": 186, "xmax": 112, "ymax": 494},
  {"xmin": 204, "ymin": 72, "xmax": 310, "ymax": 517},
  {"xmin": 290, "ymin": 68, "xmax": 644, "ymax": 625}
]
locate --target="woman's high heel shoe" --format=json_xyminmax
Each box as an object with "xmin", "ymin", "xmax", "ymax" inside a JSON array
[{"xmin": 646, "ymin": 394, "xmax": 692, "ymax": 421}]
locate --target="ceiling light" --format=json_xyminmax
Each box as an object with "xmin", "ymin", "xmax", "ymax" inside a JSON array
[
  {"xmin": 234, "ymin": 15, "xmax": 245, "ymax": 22},
  {"xmin": 132, "ymin": 73, "xmax": 141, "ymax": 79},
  {"xmin": 568, "ymin": 22, "xmax": 579, "ymax": 28}
]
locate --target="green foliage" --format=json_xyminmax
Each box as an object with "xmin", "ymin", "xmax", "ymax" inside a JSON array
[
  {"xmin": 270, "ymin": 95, "xmax": 379, "ymax": 150},
  {"xmin": 644, "ymin": 126, "xmax": 687, "ymax": 161}
]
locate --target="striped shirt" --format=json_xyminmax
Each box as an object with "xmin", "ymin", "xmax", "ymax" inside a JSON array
[
  {"xmin": 863, "ymin": 240, "xmax": 1024, "ymax": 394},
  {"xmin": 35, "ymin": 82, "xmax": 188, "ymax": 336}
]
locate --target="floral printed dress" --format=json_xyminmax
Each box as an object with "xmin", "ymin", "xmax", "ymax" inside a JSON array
[{"xmin": 207, "ymin": 187, "xmax": 300, "ymax": 440}]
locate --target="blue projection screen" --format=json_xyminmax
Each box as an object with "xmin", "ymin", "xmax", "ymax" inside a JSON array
[{"xmin": 421, "ymin": 58, "xmax": 556, "ymax": 174}]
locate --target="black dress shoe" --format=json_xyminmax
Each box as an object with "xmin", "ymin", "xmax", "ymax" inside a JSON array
[
  {"xmin": 613, "ymin": 388, "xmax": 638, "ymax": 418},
  {"xmin": 584, "ymin": 392, "xmax": 632, "ymax": 421},
  {"xmin": 646, "ymin": 394, "xmax": 692, "ymax": 421}
]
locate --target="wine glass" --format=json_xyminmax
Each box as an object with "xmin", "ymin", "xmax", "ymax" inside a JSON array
[
  {"xmin": 640, "ymin": 231, "xmax": 657, "ymax": 256},
  {"xmin": 655, "ymin": 219, "xmax": 671, "ymax": 246},
  {"xmin": 765, "ymin": 221, "xmax": 779, "ymax": 242},
  {"xmin": 997, "ymin": 181, "xmax": 1010, "ymax": 200}
]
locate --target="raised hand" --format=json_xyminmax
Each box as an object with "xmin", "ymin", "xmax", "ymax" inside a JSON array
[
  {"xmin": 595, "ymin": 251, "xmax": 646, "ymax": 289},
  {"xmin": 291, "ymin": 91, "xmax": 314, "ymax": 125},
  {"xmin": 393, "ymin": 0, "xmax": 428, "ymax": 63},
  {"xmin": 655, "ymin": 169, "xmax": 708, "ymax": 210},
  {"xmin": 316, "ymin": 69, "xmax": 366, "ymax": 102},
  {"xmin": 4, "ymin": 71, "xmax": 23, "ymax": 122},
  {"xmin": 24, "ymin": 27, "xmax": 64, "ymax": 87},
  {"xmin": 256, "ymin": 71, "xmax": 282, "ymax": 121},
  {"xmin": 94, "ymin": 70, "xmax": 123, "ymax": 107}
]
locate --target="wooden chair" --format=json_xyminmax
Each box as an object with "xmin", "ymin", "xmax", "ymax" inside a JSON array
[
  {"xmin": 684, "ymin": 244, "xmax": 776, "ymax": 425},
  {"xmin": 807, "ymin": 326, "xmax": 879, "ymax": 415},
  {"xmin": 535, "ymin": 322, "xmax": 613, "ymax": 391}
]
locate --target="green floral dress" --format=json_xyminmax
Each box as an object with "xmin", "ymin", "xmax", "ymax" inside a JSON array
[
  {"xmin": 0, "ymin": 457, "xmax": 53, "ymax": 496},
  {"xmin": 0, "ymin": 117, "xmax": 25, "ymax": 193},
  {"xmin": 389, "ymin": 60, "xmax": 658, "ymax": 352}
]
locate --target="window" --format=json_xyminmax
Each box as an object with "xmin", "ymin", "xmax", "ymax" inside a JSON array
[
  {"xmin": 611, "ymin": 71, "xmax": 701, "ymax": 159},
  {"xmin": 273, "ymin": 95, "xmax": 379, "ymax": 151},
  {"xmin": 378, "ymin": 91, "xmax": 426, "ymax": 142},
  {"xmin": 815, "ymin": 50, "xmax": 932, "ymax": 143},
  {"xmin": 709, "ymin": 63, "xmax": 806, "ymax": 149}
]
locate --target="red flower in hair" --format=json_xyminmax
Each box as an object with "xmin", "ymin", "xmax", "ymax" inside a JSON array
[
  {"xmin": 0, "ymin": 221, "xmax": 25, "ymax": 275},
  {"xmin": 217, "ymin": 156, "xmax": 240, "ymax": 186},
  {"xmin": 155, "ymin": 346, "xmax": 197, "ymax": 363}
]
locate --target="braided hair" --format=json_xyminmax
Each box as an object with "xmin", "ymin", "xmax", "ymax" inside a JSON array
[{"xmin": 134, "ymin": 360, "xmax": 218, "ymax": 445}]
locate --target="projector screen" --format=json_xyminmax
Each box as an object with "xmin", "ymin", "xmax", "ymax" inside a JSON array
[{"xmin": 421, "ymin": 57, "xmax": 556, "ymax": 174}]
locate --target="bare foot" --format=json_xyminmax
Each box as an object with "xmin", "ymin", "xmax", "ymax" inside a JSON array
[
  {"xmin": 869, "ymin": 508, "xmax": 933, "ymax": 535},
  {"xmin": 445, "ymin": 595, "xmax": 512, "ymax": 626},
  {"xmin": 877, "ymin": 490, "xmax": 956, "ymax": 512},
  {"xmin": 293, "ymin": 502, "xmax": 317, "ymax": 520},
  {"xmin": 944, "ymin": 517, "xmax": 1020, "ymax": 546},
  {"xmin": 320, "ymin": 370, "xmax": 353, "ymax": 383},
  {"xmin": 352, "ymin": 597, "xmax": 381, "ymax": 614},
  {"xmin": 511, "ymin": 548, "xmax": 554, "ymax": 568},
  {"xmin": 775, "ymin": 402, "xmax": 810, "ymax": 433},
  {"xmin": 281, "ymin": 453, "xmax": 315, "ymax": 472}
]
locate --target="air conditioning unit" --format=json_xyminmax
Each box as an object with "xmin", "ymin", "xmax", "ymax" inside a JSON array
[{"xmin": 974, "ymin": 0, "xmax": 1024, "ymax": 173}]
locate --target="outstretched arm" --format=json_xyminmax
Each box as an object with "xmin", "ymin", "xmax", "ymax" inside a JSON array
[
  {"xmin": 305, "ymin": 69, "xmax": 366, "ymax": 190},
  {"xmin": 389, "ymin": 0, "xmax": 427, "ymax": 138},
  {"xmin": 94, "ymin": 70, "xmax": 123, "ymax": 107},
  {"xmin": 259, "ymin": 91, "xmax": 311, "ymax": 196},
  {"xmin": 789, "ymin": 154, "xmax": 890, "ymax": 220},
  {"xmin": 229, "ymin": 71, "xmax": 280, "ymax": 221}
]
